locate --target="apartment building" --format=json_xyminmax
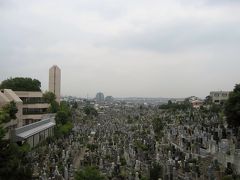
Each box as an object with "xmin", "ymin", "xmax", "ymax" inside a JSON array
[{"xmin": 210, "ymin": 91, "xmax": 230, "ymax": 104}]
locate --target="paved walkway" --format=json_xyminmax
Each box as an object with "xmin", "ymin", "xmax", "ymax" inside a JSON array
[{"xmin": 73, "ymin": 146, "xmax": 87, "ymax": 169}]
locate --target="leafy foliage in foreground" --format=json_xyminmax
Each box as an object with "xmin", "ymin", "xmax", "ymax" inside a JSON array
[
  {"xmin": 0, "ymin": 101, "xmax": 18, "ymax": 139},
  {"xmin": 75, "ymin": 166, "xmax": 106, "ymax": 180},
  {"xmin": 0, "ymin": 101, "xmax": 31, "ymax": 179},
  {"xmin": 225, "ymin": 84, "xmax": 240, "ymax": 127}
]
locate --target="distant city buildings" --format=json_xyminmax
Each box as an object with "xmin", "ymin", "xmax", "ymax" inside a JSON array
[
  {"xmin": 49, "ymin": 65, "xmax": 61, "ymax": 104},
  {"xmin": 210, "ymin": 91, "xmax": 230, "ymax": 104},
  {"xmin": 105, "ymin": 96, "xmax": 114, "ymax": 103},
  {"xmin": 96, "ymin": 92, "xmax": 104, "ymax": 104}
]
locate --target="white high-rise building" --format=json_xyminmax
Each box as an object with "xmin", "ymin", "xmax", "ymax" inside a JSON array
[
  {"xmin": 96, "ymin": 92, "xmax": 104, "ymax": 104},
  {"xmin": 49, "ymin": 65, "xmax": 61, "ymax": 104}
]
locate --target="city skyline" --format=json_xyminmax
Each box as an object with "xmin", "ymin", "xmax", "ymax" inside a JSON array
[{"xmin": 1, "ymin": 0, "xmax": 240, "ymax": 98}]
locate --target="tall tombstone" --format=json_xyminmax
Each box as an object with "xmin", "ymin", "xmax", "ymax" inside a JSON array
[
  {"xmin": 99, "ymin": 158, "xmax": 103, "ymax": 169},
  {"xmin": 156, "ymin": 153, "xmax": 160, "ymax": 162},
  {"xmin": 135, "ymin": 160, "xmax": 140, "ymax": 171},
  {"xmin": 62, "ymin": 150, "xmax": 65, "ymax": 159},
  {"xmin": 64, "ymin": 166, "xmax": 68, "ymax": 180},
  {"xmin": 117, "ymin": 155, "xmax": 121, "ymax": 165},
  {"xmin": 135, "ymin": 172, "xmax": 139, "ymax": 180},
  {"xmin": 111, "ymin": 162, "xmax": 115, "ymax": 176}
]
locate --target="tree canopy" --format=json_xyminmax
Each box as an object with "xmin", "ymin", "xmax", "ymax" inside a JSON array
[
  {"xmin": 43, "ymin": 91, "xmax": 59, "ymax": 113},
  {"xmin": 150, "ymin": 163, "xmax": 163, "ymax": 180},
  {"xmin": 84, "ymin": 106, "xmax": 98, "ymax": 117},
  {"xmin": 153, "ymin": 117, "xmax": 165, "ymax": 139},
  {"xmin": 159, "ymin": 99, "xmax": 191, "ymax": 111},
  {"xmin": 75, "ymin": 166, "xmax": 106, "ymax": 180},
  {"xmin": 54, "ymin": 101, "xmax": 73, "ymax": 137},
  {"xmin": 43, "ymin": 91, "xmax": 56, "ymax": 103},
  {"xmin": 0, "ymin": 142, "xmax": 32, "ymax": 180},
  {"xmin": 0, "ymin": 77, "xmax": 41, "ymax": 91},
  {"xmin": 225, "ymin": 84, "xmax": 240, "ymax": 127}
]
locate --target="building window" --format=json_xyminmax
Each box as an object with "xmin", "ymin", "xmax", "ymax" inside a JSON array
[
  {"xmin": 20, "ymin": 97, "xmax": 46, "ymax": 104},
  {"xmin": 23, "ymin": 108, "xmax": 48, "ymax": 115}
]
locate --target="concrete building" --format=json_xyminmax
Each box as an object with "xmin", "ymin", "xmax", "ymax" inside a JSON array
[
  {"xmin": 49, "ymin": 65, "xmax": 61, "ymax": 104},
  {"xmin": 14, "ymin": 115, "xmax": 55, "ymax": 148},
  {"xmin": 0, "ymin": 89, "xmax": 50, "ymax": 139},
  {"xmin": 0, "ymin": 89, "xmax": 23, "ymax": 139},
  {"xmin": 96, "ymin": 92, "xmax": 104, "ymax": 104},
  {"xmin": 15, "ymin": 91, "xmax": 49, "ymax": 125},
  {"xmin": 210, "ymin": 91, "xmax": 230, "ymax": 104}
]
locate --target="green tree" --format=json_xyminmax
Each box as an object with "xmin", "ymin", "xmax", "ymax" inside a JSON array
[
  {"xmin": 225, "ymin": 84, "xmax": 240, "ymax": 127},
  {"xmin": 75, "ymin": 166, "xmax": 106, "ymax": 180},
  {"xmin": 150, "ymin": 163, "xmax": 163, "ymax": 180},
  {"xmin": 204, "ymin": 95, "xmax": 212, "ymax": 105},
  {"xmin": 153, "ymin": 117, "xmax": 165, "ymax": 138},
  {"xmin": 84, "ymin": 106, "xmax": 98, "ymax": 117},
  {"xmin": 0, "ymin": 142, "xmax": 32, "ymax": 180},
  {"xmin": 0, "ymin": 101, "xmax": 18, "ymax": 139},
  {"xmin": 43, "ymin": 91, "xmax": 59, "ymax": 113},
  {"xmin": 0, "ymin": 77, "xmax": 41, "ymax": 91},
  {"xmin": 210, "ymin": 104, "xmax": 222, "ymax": 114},
  {"xmin": 72, "ymin": 101, "xmax": 78, "ymax": 109},
  {"xmin": 49, "ymin": 101, "xmax": 60, "ymax": 113},
  {"xmin": 54, "ymin": 101, "xmax": 73, "ymax": 137},
  {"xmin": 55, "ymin": 111, "xmax": 69, "ymax": 125},
  {"xmin": 2, "ymin": 101, "xmax": 18, "ymax": 120},
  {"xmin": 43, "ymin": 91, "xmax": 56, "ymax": 103},
  {"xmin": 57, "ymin": 121, "xmax": 73, "ymax": 136},
  {"xmin": 59, "ymin": 101, "xmax": 71, "ymax": 115},
  {"xmin": 168, "ymin": 100, "xmax": 173, "ymax": 105},
  {"xmin": 0, "ymin": 102, "xmax": 31, "ymax": 179}
]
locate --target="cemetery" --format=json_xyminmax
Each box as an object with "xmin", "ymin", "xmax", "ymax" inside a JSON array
[{"xmin": 25, "ymin": 95, "xmax": 240, "ymax": 180}]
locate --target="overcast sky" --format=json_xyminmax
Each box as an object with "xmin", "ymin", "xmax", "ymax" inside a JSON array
[{"xmin": 0, "ymin": 0, "xmax": 240, "ymax": 98}]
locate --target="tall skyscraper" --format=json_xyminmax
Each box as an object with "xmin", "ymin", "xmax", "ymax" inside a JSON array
[
  {"xmin": 96, "ymin": 92, "xmax": 104, "ymax": 104},
  {"xmin": 49, "ymin": 65, "xmax": 61, "ymax": 104}
]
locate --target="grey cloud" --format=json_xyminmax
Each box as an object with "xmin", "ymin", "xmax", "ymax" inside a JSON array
[
  {"xmin": 98, "ymin": 22, "xmax": 240, "ymax": 53},
  {"xmin": 0, "ymin": 0, "xmax": 240, "ymax": 98}
]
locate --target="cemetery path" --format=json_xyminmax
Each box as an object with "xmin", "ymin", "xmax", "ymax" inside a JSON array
[{"xmin": 73, "ymin": 146, "xmax": 87, "ymax": 169}]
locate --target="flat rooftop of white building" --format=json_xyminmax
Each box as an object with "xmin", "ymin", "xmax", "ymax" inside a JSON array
[{"xmin": 15, "ymin": 116, "xmax": 55, "ymax": 139}]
